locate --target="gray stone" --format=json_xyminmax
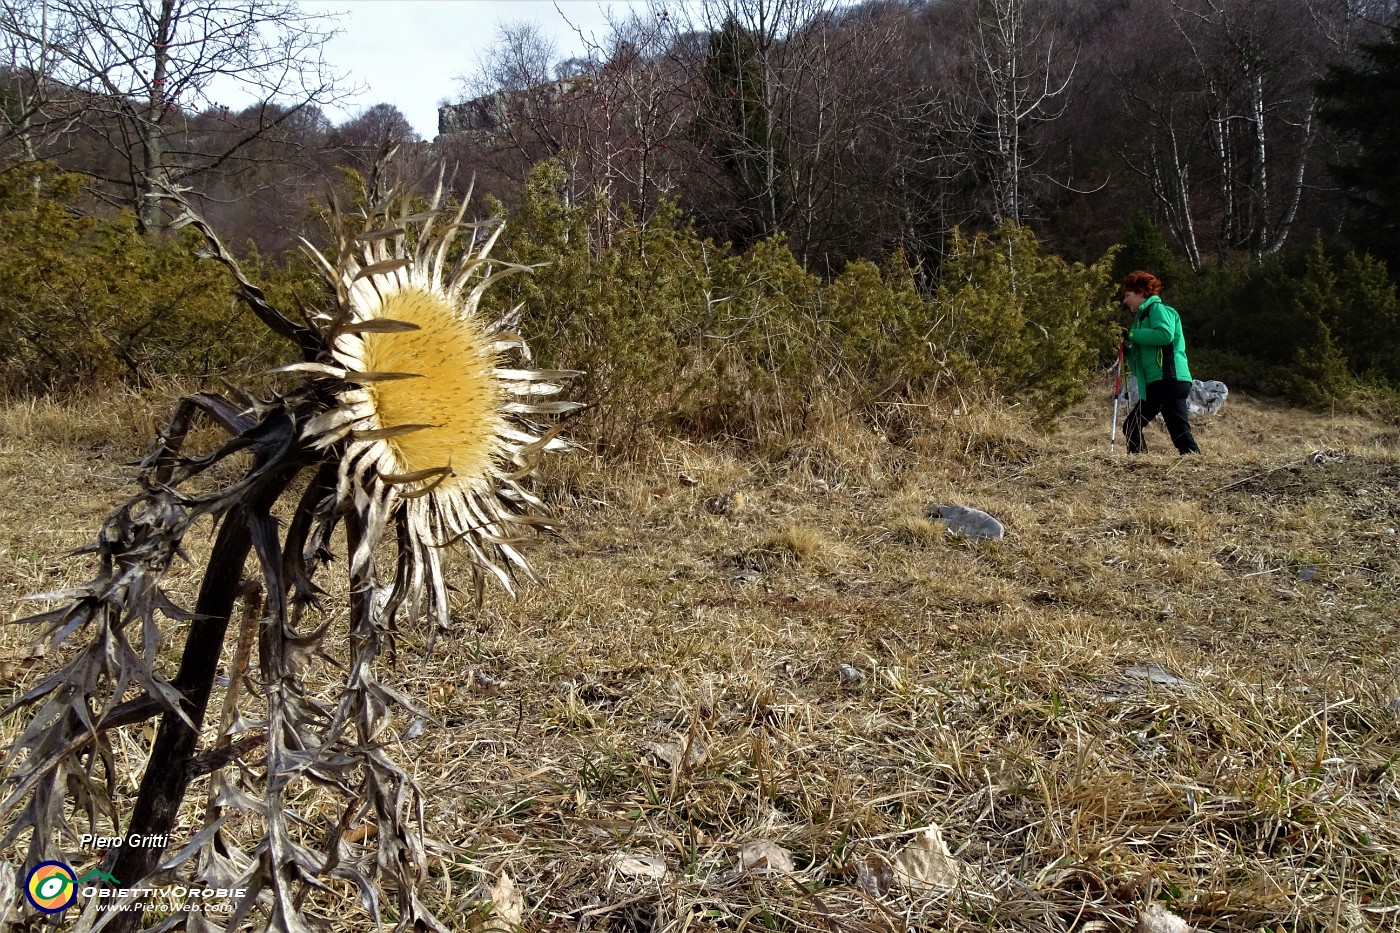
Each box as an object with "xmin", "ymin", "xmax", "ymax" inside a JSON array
[
  {"xmin": 731, "ymin": 567, "xmax": 763, "ymax": 586},
  {"xmin": 1124, "ymin": 663, "xmax": 1191, "ymax": 688},
  {"xmin": 927, "ymin": 505, "xmax": 1004, "ymax": 541}
]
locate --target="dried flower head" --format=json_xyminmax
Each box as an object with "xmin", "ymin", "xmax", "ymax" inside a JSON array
[
  {"xmin": 292, "ymin": 193, "xmax": 581, "ymax": 625},
  {"xmin": 2, "ymin": 170, "xmax": 580, "ymax": 932}
]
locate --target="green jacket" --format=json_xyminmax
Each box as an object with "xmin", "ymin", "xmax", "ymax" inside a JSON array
[{"xmin": 1125, "ymin": 295, "xmax": 1192, "ymax": 386}]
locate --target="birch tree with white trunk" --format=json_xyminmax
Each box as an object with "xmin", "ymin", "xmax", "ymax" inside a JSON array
[{"xmin": 956, "ymin": 0, "xmax": 1077, "ymax": 228}]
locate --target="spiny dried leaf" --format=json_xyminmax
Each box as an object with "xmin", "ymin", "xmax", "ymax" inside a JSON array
[
  {"xmin": 738, "ymin": 840, "xmax": 795, "ymax": 874},
  {"xmin": 1138, "ymin": 903, "xmax": 1193, "ymax": 933},
  {"xmin": 337, "ymin": 318, "xmax": 422, "ymax": 335},
  {"xmin": 892, "ymin": 824, "xmax": 961, "ymax": 893},
  {"xmin": 488, "ymin": 871, "xmax": 525, "ymax": 930}
]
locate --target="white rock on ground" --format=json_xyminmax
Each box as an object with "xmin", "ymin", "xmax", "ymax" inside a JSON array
[{"xmin": 926, "ymin": 505, "xmax": 1004, "ymax": 541}]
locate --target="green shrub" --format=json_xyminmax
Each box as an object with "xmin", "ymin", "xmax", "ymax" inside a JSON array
[
  {"xmin": 1286, "ymin": 238, "xmax": 1353, "ymax": 405},
  {"xmin": 712, "ymin": 234, "xmax": 823, "ymax": 436},
  {"xmin": 1174, "ymin": 235, "xmax": 1400, "ymax": 406},
  {"xmin": 485, "ymin": 165, "xmax": 1118, "ymax": 451},
  {"xmin": 820, "ymin": 251, "xmax": 940, "ymax": 399},
  {"xmin": 1334, "ymin": 249, "xmax": 1400, "ymax": 385},
  {"xmin": 0, "ymin": 163, "xmax": 284, "ymax": 391},
  {"xmin": 934, "ymin": 223, "xmax": 1119, "ymax": 423},
  {"xmin": 487, "ymin": 163, "xmax": 734, "ymax": 449}
]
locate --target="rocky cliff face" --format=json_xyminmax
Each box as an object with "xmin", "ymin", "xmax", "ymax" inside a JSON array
[
  {"xmin": 437, "ymin": 77, "xmax": 588, "ymax": 138},
  {"xmin": 438, "ymin": 91, "xmax": 510, "ymax": 137}
]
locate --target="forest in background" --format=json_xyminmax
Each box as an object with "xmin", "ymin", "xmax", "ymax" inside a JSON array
[{"xmin": 3, "ymin": 0, "xmax": 1400, "ymax": 447}]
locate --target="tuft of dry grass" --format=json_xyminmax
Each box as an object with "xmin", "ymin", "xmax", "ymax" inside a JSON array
[
  {"xmin": 885, "ymin": 514, "xmax": 947, "ymax": 546},
  {"xmin": 0, "ymin": 388, "xmax": 154, "ymax": 453},
  {"xmin": 4, "ymin": 383, "xmax": 1400, "ymax": 932},
  {"xmin": 745, "ymin": 523, "xmax": 829, "ymax": 569}
]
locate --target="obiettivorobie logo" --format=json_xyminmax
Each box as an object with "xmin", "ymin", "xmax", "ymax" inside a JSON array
[
  {"xmin": 25, "ymin": 862, "xmax": 120, "ymax": 913},
  {"xmin": 24, "ymin": 859, "xmax": 246, "ymax": 916}
]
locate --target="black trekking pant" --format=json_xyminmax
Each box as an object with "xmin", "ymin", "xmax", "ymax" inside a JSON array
[{"xmin": 1125, "ymin": 379, "xmax": 1200, "ymax": 455}]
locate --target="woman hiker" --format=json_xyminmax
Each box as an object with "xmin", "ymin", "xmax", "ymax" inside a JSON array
[{"xmin": 1120, "ymin": 271, "xmax": 1201, "ymax": 455}]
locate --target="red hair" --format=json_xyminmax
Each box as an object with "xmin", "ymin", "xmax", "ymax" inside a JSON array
[{"xmin": 1121, "ymin": 271, "xmax": 1163, "ymax": 296}]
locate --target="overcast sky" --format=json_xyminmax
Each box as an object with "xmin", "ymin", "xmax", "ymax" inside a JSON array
[{"xmin": 289, "ymin": 0, "xmax": 655, "ymax": 139}]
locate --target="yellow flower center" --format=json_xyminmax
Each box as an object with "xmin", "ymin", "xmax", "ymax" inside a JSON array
[{"xmin": 359, "ymin": 286, "xmax": 501, "ymax": 486}]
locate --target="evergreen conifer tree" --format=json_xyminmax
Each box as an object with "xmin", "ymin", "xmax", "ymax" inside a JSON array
[
  {"xmin": 1112, "ymin": 212, "xmax": 1180, "ymax": 286},
  {"xmin": 1318, "ymin": 24, "xmax": 1400, "ymax": 271}
]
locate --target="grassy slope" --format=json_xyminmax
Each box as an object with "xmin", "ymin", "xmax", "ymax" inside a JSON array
[{"xmin": 2, "ymin": 388, "xmax": 1398, "ymax": 932}]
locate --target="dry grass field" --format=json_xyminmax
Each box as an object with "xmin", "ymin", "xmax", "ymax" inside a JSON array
[{"xmin": 2, "ymin": 384, "xmax": 1399, "ymax": 932}]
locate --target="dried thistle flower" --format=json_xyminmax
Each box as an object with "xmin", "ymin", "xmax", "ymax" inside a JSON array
[
  {"xmin": 0, "ymin": 168, "xmax": 579, "ymax": 932},
  {"xmin": 293, "ymin": 197, "xmax": 578, "ymax": 626}
]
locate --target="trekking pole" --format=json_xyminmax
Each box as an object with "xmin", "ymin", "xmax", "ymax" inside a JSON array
[{"xmin": 1109, "ymin": 343, "xmax": 1124, "ymax": 453}]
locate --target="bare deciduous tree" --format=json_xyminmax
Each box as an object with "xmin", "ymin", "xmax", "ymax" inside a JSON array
[
  {"xmin": 678, "ymin": 0, "xmax": 933, "ymax": 262},
  {"xmin": 327, "ymin": 102, "xmax": 421, "ymax": 176},
  {"xmin": 2, "ymin": 0, "xmax": 348, "ymax": 231},
  {"xmin": 1, "ymin": 0, "xmax": 67, "ymax": 165},
  {"xmin": 435, "ymin": 0, "xmax": 1391, "ymax": 272},
  {"xmin": 1114, "ymin": 0, "xmax": 1372, "ymax": 266},
  {"xmin": 449, "ymin": 21, "xmax": 568, "ymax": 166},
  {"xmin": 561, "ymin": 7, "xmax": 698, "ymax": 239},
  {"xmin": 446, "ymin": 9, "xmax": 699, "ymax": 250},
  {"xmin": 950, "ymin": 0, "xmax": 1078, "ymax": 227}
]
